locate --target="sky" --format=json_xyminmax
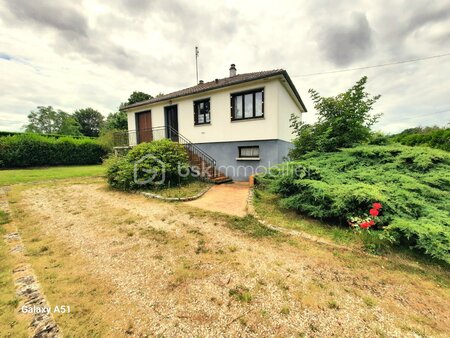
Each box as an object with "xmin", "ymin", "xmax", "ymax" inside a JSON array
[{"xmin": 0, "ymin": 0, "xmax": 449, "ymax": 133}]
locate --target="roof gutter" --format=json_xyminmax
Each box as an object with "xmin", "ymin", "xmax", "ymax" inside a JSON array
[{"xmin": 281, "ymin": 70, "xmax": 307, "ymax": 112}]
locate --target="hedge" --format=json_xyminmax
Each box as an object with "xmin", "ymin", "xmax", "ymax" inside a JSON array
[
  {"xmin": 0, "ymin": 133, "xmax": 108, "ymax": 167},
  {"xmin": 392, "ymin": 128, "xmax": 450, "ymax": 151},
  {"xmin": 0, "ymin": 130, "xmax": 96, "ymax": 139}
]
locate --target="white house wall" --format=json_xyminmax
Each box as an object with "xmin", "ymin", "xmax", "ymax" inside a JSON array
[
  {"xmin": 126, "ymin": 77, "xmax": 305, "ymax": 144},
  {"xmin": 276, "ymin": 80, "xmax": 304, "ymax": 142}
]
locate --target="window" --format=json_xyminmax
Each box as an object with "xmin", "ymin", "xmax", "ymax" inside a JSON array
[
  {"xmin": 194, "ymin": 98, "xmax": 210, "ymax": 125},
  {"xmin": 238, "ymin": 146, "xmax": 260, "ymax": 159},
  {"xmin": 231, "ymin": 88, "xmax": 264, "ymax": 120}
]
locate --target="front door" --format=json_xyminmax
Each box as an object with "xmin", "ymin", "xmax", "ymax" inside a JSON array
[
  {"xmin": 164, "ymin": 105, "xmax": 179, "ymax": 142},
  {"xmin": 136, "ymin": 111, "xmax": 152, "ymax": 143}
]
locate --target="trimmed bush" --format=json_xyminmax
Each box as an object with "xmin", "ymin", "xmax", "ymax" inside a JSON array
[
  {"xmin": 257, "ymin": 145, "xmax": 450, "ymax": 263},
  {"xmin": 0, "ymin": 133, "xmax": 108, "ymax": 167},
  {"xmin": 106, "ymin": 139, "xmax": 189, "ymax": 191},
  {"xmin": 392, "ymin": 127, "xmax": 450, "ymax": 151}
]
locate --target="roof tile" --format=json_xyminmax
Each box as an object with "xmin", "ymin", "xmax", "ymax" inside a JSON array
[{"xmin": 122, "ymin": 69, "xmax": 307, "ymax": 111}]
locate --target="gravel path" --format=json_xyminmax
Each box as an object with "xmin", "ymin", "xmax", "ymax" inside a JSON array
[{"xmin": 12, "ymin": 183, "xmax": 450, "ymax": 337}]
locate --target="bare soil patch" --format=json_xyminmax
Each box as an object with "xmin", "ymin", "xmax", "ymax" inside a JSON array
[{"xmin": 184, "ymin": 182, "xmax": 249, "ymax": 217}]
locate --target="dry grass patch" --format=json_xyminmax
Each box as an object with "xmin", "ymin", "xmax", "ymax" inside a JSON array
[
  {"xmin": 0, "ymin": 213, "xmax": 28, "ymax": 337},
  {"xmin": 3, "ymin": 180, "xmax": 450, "ymax": 337}
]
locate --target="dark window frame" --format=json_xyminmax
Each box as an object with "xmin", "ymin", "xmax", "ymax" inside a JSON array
[
  {"xmin": 193, "ymin": 98, "xmax": 211, "ymax": 125},
  {"xmin": 238, "ymin": 146, "xmax": 260, "ymax": 158},
  {"xmin": 230, "ymin": 88, "xmax": 264, "ymax": 121}
]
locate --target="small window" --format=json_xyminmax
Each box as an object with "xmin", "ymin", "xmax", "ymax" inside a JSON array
[
  {"xmin": 231, "ymin": 88, "xmax": 264, "ymax": 120},
  {"xmin": 194, "ymin": 98, "xmax": 210, "ymax": 125},
  {"xmin": 238, "ymin": 146, "xmax": 260, "ymax": 159}
]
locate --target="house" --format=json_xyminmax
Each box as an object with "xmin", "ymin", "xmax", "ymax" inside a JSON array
[{"xmin": 119, "ymin": 64, "xmax": 307, "ymax": 182}]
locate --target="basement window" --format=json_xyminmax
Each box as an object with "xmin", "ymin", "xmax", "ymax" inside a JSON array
[
  {"xmin": 237, "ymin": 146, "xmax": 260, "ymax": 160},
  {"xmin": 194, "ymin": 98, "xmax": 210, "ymax": 125}
]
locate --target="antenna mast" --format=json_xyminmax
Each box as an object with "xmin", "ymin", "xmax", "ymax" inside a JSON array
[{"xmin": 195, "ymin": 46, "xmax": 199, "ymax": 84}]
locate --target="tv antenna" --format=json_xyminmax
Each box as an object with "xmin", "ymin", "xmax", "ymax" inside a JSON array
[{"xmin": 195, "ymin": 46, "xmax": 199, "ymax": 84}]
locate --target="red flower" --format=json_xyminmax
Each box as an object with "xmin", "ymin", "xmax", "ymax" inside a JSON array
[
  {"xmin": 360, "ymin": 222, "xmax": 370, "ymax": 229},
  {"xmin": 373, "ymin": 202, "xmax": 382, "ymax": 210},
  {"xmin": 369, "ymin": 208, "xmax": 379, "ymax": 216},
  {"xmin": 368, "ymin": 220, "xmax": 375, "ymax": 226}
]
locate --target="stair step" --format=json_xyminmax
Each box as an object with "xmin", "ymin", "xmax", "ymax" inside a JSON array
[{"xmin": 209, "ymin": 176, "xmax": 233, "ymax": 184}]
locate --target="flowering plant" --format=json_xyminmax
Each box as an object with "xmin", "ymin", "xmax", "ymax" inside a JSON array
[{"xmin": 348, "ymin": 202, "xmax": 382, "ymax": 229}]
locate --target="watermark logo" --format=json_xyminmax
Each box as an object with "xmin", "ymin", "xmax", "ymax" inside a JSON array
[
  {"xmin": 133, "ymin": 153, "xmax": 317, "ymax": 185},
  {"xmin": 134, "ymin": 154, "xmax": 166, "ymax": 185}
]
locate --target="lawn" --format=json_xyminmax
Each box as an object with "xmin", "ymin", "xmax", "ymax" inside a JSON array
[
  {"xmin": 0, "ymin": 165, "xmax": 105, "ymax": 186},
  {"xmin": 253, "ymin": 189, "xmax": 356, "ymax": 245},
  {"xmin": 1, "ymin": 179, "xmax": 449, "ymax": 336}
]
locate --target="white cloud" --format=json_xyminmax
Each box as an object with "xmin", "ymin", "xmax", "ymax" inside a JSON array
[{"xmin": 0, "ymin": 0, "xmax": 449, "ymax": 133}]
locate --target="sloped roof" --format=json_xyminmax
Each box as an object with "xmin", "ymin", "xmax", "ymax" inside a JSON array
[{"xmin": 121, "ymin": 69, "xmax": 307, "ymax": 111}]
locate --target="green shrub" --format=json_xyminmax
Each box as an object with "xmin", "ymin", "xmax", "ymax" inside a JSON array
[
  {"xmin": 289, "ymin": 76, "xmax": 381, "ymax": 158},
  {"xmin": 368, "ymin": 132, "xmax": 391, "ymax": 145},
  {"xmin": 258, "ymin": 145, "xmax": 450, "ymax": 263},
  {"xmin": 106, "ymin": 139, "xmax": 189, "ymax": 191},
  {"xmin": 0, "ymin": 133, "xmax": 108, "ymax": 168},
  {"xmin": 392, "ymin": 127, "xmax": 450, "ymax": 151}
]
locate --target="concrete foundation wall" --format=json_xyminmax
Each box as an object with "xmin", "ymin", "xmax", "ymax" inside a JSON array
[{"xmin": 195, "ymin": 139, "xmax": 292, "ymax": 181}]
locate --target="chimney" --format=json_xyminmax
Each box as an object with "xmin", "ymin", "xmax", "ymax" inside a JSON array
[{"xmin": 229, "ymin": 64, "xmax": 236, "ymax": 77}]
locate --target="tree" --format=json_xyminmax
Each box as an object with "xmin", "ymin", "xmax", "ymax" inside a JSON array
[
  {"xmin": 289, "ymin": 76, "xmax": 381, "ymax": 158},
  {"xmin": 24, "ymin": 106, "xmax": 82, "ymax": 136},
  {"xmin": 73, "ymin": 108, "xmax": 104, "ymax": 137},
  {"xmin": 127, "ymin": 91, "xmax": 153, "ymax": 105},
  {"xmin": 59, "ymin": 115, "xmax": 83, "ymax": 136},
  {"xmin": 103, "ymin": 111, "xmax": 128, "ymax": 131}
]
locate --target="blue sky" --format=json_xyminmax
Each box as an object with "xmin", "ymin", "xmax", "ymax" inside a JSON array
[{"xmin": 0, "ymin": 0, "xmax": 449, "ymax": 133}]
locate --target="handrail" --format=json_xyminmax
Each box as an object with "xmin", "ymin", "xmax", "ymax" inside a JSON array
[
  {"xmin": 113, "ymin": 126, "xmax": 220, "ymax": 178},
  {"xmin": 166, "ymin": 126, "xmax": 218, "ymax": 177},
  {"xmin": 166, "ymin": 126, "xmax": 216, "ymax": 164}
]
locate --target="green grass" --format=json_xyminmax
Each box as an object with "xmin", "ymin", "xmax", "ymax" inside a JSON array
[
  {"xmin": 150, "ymin": 180, "xmax": 212, "ymax": 198},
  {"xmin": 229, "ymin": 285, "xmax": 252, "ymax": 303},
  {"xmin": 183, "ymin": 207, "xmax": 282, "ymax": 240},
  {"xmin": 0, "ymin": 210, "xmax": 11, "ymax": 225},
  {"xmin": 0, "ymin": 211, "xmax": 27, "ymax": 337},
  {"xmin": 228, "ymin": 215, "xmax": 280, "ymax": 238},
  {"xmin": 0, "ymin": 165, "xmax": 105, "ymax": 186},
  {"xmin": 253, "ymin": 189, "xmax": 356, "ymax": 245}
]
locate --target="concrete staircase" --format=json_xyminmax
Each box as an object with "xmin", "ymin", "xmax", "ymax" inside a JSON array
[{"xmin": 185, "ymin": 149, "xmax": 232, "ymax": 184}]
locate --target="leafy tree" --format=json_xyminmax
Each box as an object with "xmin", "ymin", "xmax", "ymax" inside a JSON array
[
  {"xmin": 73, "ymin": 108, "xmax": 104, "ymax": 137},
  {"xmin": 127, "ymin": 91, "xmax": 153, "ymax": 105},
  {"xmin": 24, "ymin": 106, "xmax": 81, "ymax": 136},
  {"xmin": 289, "ymin": 76, "xmax": 381, "ymax": 158},
  {"xmin": 102, "ymin": 111, "xmax": 128, "ymax": 131},
  {"xmin": 59, "ymin": 116, "xmax": 82, "ymax": 136}
]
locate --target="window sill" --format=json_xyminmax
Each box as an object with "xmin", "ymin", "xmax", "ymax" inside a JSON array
[
  {"xmin": 236, "ymin": 157, "xmax": 261, "ymax": 161},
  {"xmin": 194, "ymin": 123, "xmax": 211, "ymax": 126},
  {"xmin": 231, "ymin": 117, "xmax": 264, "ymax": 122}
]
